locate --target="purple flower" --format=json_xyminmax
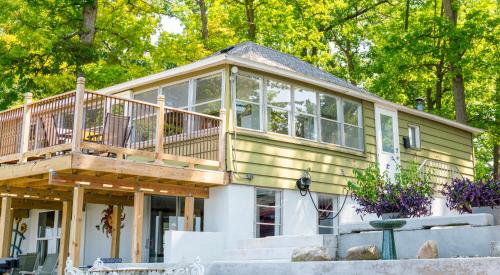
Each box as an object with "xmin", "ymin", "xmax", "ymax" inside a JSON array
[{"xmin": 441, "ymin": 178, "xmax": 500, "ymax": 213}]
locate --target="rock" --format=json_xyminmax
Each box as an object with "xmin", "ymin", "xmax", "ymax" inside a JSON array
[
  {"xmin": 416, "ymin": 240, "xmax": 438, "ymax": 259},
  {"xmin": 491, "ymin": 241, "xmax": 500, "ymax": 257},
  {"xmin": 291, "ymin": 246, "xmax": 332, "ymax": 262},
  {"xmin": 346, "ymin": 245, "xmax": 381, "ymax": 260}
]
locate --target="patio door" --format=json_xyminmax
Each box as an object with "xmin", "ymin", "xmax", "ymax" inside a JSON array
[{"xmin": 374, "ymin": 106, "xmax": 400, "ymax": 182}]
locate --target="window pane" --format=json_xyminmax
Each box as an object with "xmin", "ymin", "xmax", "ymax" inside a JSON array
[
  {"xmin": 134, "ymin": 89, "xmax": 158, "ymax": 104},
  {"xmin": 194, "ymin": 100, "xmax": 221, "ymax": 116},
  {"xmin": 256, "ymin": 189, "xmax": 280, "ymax": 206},
  {"xmin": 162, "ymin": 82, "xmax": 189, "ymax": 108},
  {"xmin": 194, "ymin": 74, "xmax": 222, "ymax": 104},
  {"xmin": 236, "ymin": 74, "xmax": 261, "ymax": 103},
  {"xmin": 319, "ymin": 227, "xmax": 333, "ymax": 235},
  {"xmin": 266, "ymin": 80, "xmax": 291, "ymax": 109},
  {"xmin": 257, "ymin": 224, "xmax": 279, "ymax": 238},
  {"xmin": 256, "ymin": 206, "xmax": 276, "ymax": 224},
  {"xmin": 294, "ymin": 88, "xmax": 316, "ymax": 115},
  {"xmin": 318, "ymin": 196, "xmax": 333, "ymax": 211},
  {"xmin": 380, "ymin": 114, "xmax": 394, "ymax": 153},
  {"xmin": 267, "ymin": 107, "xmax": 289, "ymax": 135},
  {"xmin": 321, "ymin": 119, "xmax": 340, "ymax": 145},
  {"xmin": 38, "ymin": 211, "xmax": 55, "ymax": 238},
  {"xmin": 343, "ymin": 101, "xmax": 360, "ymax": 126},
  {"xmin": 344, "ymin": 125, "xmax": 363, "ymax": 149},
  {"xmin": 236, "ymin": 101, "xmax": 261, "ymax": 130},
  {"xmin": 319, "ymin": 217, "xmax": 334, "ymax": 227},
  {"xmin": 295, "ymin": 114, "xmax": 316, "ymax": 140},
  {"xmin": 320, "ymin": 94, "xmax": 338, "ymax": 120}
]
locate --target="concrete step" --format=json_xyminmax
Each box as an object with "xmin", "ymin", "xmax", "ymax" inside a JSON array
[
  {"xmin": 223, "ymin": 247, "xmax": 296, "ymax": 261},
  {"xmin": 237, "ymin": 235, "xmax": 324, "ymax": 249}
]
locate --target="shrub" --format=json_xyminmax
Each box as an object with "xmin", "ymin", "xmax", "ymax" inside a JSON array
[
  {"xmin": 441, "ymin": 178, "xmax": 500, "ymax": 213},
  {"xmin": 347, "ymin": 163, "xmax": 433, "ymax": 218}
]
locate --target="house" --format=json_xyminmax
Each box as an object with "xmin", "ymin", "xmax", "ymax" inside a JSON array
[{"xmin": 0, "ymin": 42, "xmax": 481, "ymax": 270}]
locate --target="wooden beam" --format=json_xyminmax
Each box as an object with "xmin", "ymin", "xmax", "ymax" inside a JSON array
[
  {"xmin": 11, "ymin": 199, "xmax": 62, "ymax": 210},
  {"xmin": 110, "ymin": 205, "xmax": 122, "ymax": 258},
  {"xmin": 155, "ymin": 95, "xmax": 165, "ymax": 163},
  {"xmin": 68, "ymin": 187, "xmax": 84, "ymax": 267},
  {"xmin": 50, "ymin": 172, "xmax": 209, "ymax": 198},
  {"xmin": 58, "ymin": 201, "xmax": 72, "ymax": 275},
  {"xmin": 0, "ymin": 155, "xmax": 72, "ymax": 181},
  {"xmin": 19, "ymin": 93, "xmax": 33, "ymax": 163},
  {"xmin": 184, "ymin": 196, "xmax": 194, "ymax": 231},
  {"xmin": 12, "ymin": 209, "xmax": 29, "ymax": 219},
  {"xmin": 72, "ymin": 77, "xmax": 85, "ymax": 153},
  {"xmin": 132, "ymin": 192, "xmax": 144, "ymax": 263},
  {"xmin": 0, "ymin": 196, "xmax": 13, "ymax": 257},
  {"xmin": 72, "ymin": 153, "xmax": 224, "ymax": 185},
  {"xmin": 0, "ymin": 186, "xmax": 72, "ymax": 201}
]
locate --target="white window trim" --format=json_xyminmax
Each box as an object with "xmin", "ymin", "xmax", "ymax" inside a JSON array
[
  {"xmin": 408, "ymin": 124, "xmax": 421, "ymax": 149},
  {"xmin": 254, "ymin": 187, "xmax": 283, "ymax": 238},
  {"xmin": 317, "ymin": 194, "xmax": 339, "ymax": 235},
  {"xmin": 234, "ymin": 72, "xmax": 264, "ymax": 131},
  {"xmin": 232, "ymin": 71, "xmax": 365, "ymax": 151}
]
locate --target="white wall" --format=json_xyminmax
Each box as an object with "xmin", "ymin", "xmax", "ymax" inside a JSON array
[
  {"xmin": 282, "ymin": 189, "xmax": 317, "ymax": 235},
  {"xmin": 82, "ymin": 204, "xmax": 134, "ymax": 265},
  {"xmin": 164, "ymin": 231, "xmax": 225, "ymax": 263}
]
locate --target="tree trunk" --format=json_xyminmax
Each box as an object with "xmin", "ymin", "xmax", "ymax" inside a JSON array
[
  {"xmin": 442, "ymin": 0, "xmax": 467, "ymax": 124},
  {"xmin": 245, "ymin": 0, "xmax": 256, "ymax": 40},
  {"xmin": 404, "ymin": 0, "xmax": 410, "ymax": 31},
  {"xmin": 197, "ymin": 0, "xmax": 208, "ymax": 41},
  {"xmin": 426, "ymin": 88, "xmax": 434, "ymax": 111},
  {"xmin": 77, "ymin": 0, "xmax": 98, "ymax": 78},
  {"xmin": 435, "ymin": 60, "xmax": 444, "ymax": 110}
]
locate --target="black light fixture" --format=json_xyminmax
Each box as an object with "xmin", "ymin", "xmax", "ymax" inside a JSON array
[
  {"xmin": 296, "ymin": 168, "xmax": 312, "ymax": 192},
  {"xmin": 415, "ymin": 97, "xmax": 425, "ymax": 111}
]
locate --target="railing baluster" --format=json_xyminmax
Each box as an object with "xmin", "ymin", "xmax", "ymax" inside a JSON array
[{"xmin": 19, "ymin": 93, "xmax": 33, "ymax": 163}]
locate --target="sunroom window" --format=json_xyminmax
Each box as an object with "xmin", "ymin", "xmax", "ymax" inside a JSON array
[
  {"xmin": 342, "ymin": 100, "xmax": 363, "ymax": 149},
  {"xmin": 266, "ymin": 80, "xmax": 291, "ymax": 135},
  {"xmin": 294, "ymin": 88, "xmax": 317, "ymax": 140},
  {"xmin": 162, "ymin": 81, "xmax": 189, "ymax": 108},
  {"xmin": 320, "ymin": 94, "xmax": 341, "ymax": 145},
  {"xmin": 134, "ymin": 89, "xmax": 158, "ymax": 104},
  {"xmin": 236, "ymin": 74, "xmax": 262, "ymax": 130},
  {"xmin": 193, "ymin": 74, "xmax": 222, "ymax": 116}
]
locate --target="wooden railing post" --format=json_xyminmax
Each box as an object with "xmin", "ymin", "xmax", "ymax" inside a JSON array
[
  {"xmin": 219, "ymin": 109, "xmax": 226, "ymax": 171},
  {"xmin": 0, "ymin": 196, "xmax": 13, "ymax": 257},
  {"xmin": 155, "ymin": 95, "xmax": 165, "ymax": 163},
  {"xmin": 72, "ymin": 77, "xmax": 85, "ymax": 153},
  {"xmin": 132, "ymin": 191, "xmax": 144, "ymax": 263},
  {"xmin": 19, "ymin": 92, "xmax": 33, "ymax": 162}
]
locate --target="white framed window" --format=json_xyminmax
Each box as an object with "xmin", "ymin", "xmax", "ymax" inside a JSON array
[
  {"xmin": 232, "ymin": 71, "xmax": 364, "ymax": 150},
  {"xmin": 134, "ymin": 89, "xmax": 159, "ymax": 104},
  {"xmin": 408, "ymin": 124, "xmax": 420, "ymax": 149},
  {"xmin": 317, "ymin": 195, "xmax": 339, "ymax": 235},
  {"xmin": 36, "ymin": 211, "xmax": 61, "ymax": 263},
  {"xmin": 162, "ymin": 81, "xmax": 189, "ymax": 108},
  {"xmin": 255, "ymin": 188, "xmax": 282, "ymax": 238},
  {"xmin": 235, "ymin": 73, "xmax": 263, "ymax": 130},
  {"xmin": 266, "ymin": 80, "xmax": 291, "ymax": 135}
]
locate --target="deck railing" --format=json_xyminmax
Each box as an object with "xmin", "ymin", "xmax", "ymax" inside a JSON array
[{"xmin": 0, "ymin": 78, "xmax": 226, "ymax": 169}]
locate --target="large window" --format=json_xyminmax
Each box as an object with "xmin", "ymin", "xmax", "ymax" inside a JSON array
[
  {"xmin": 317, "ymin": 195, "xmax": 339, "ymax": 234},
  {"xmin": 255, "ymin": 188, "xmax": 282, "ymax": 238},
  {"xmin": 233, "ymin": 72, "xmax": 364, "ymax": 150},
  {"xmin": 134, "ymin": 72, "xmax": 223, "ymax": 116},
  {"xmin": 36, "ymin": 211, "xmax": 61, "ymax": 263}
]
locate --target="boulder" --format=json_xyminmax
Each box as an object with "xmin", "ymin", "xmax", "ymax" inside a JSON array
[
  {"xmin": 291, "ymin": 246, "xmax": 332, "ymax": 262},
  {"xmin": 416, "ymin": 240, "xmax": 438, "ymax": 259},
  {"xmin": 346, "ymin": 245, "xmax": 381, "ymax": 260}
]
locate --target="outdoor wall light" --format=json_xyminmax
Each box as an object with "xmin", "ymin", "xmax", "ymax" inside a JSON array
[{"xmin": 296, "ymin": 168, "xmax": 312, "ymax": 192}]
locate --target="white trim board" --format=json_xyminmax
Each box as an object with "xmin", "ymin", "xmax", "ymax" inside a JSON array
[{"xmin": 96, "ymin": 54, "xmax": 482, "ymax": 134}]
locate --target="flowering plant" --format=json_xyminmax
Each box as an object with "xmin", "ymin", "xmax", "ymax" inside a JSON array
[
  {"xmin": 441, "ymin": 178, "xmax": 500, "ymax": 213},
  {"xmin": 347, "ymin": 163, "xmax": 433, "ymax": 218}
]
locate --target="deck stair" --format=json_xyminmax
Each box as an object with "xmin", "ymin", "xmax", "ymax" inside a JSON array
[{"xmin": 221, "ymin": 235, "xmax": 324, "ymax": 262}]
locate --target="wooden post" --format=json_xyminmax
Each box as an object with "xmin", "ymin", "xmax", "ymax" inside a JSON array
[
  {"xmin": 68, "ymin": 187, "xmax": 84, "ymax": 267},
  {"xmin": 110, "ymin": 205, "xmax": 122, "ymax": 258},
  {"xmin": 58, "ymin": 201, "xmax": 72, "ymax": 275},
  {"xmin": 0, "ymin": 196, "xmax": 13, "ymax": 257},
  {"xmin": 155, "ymin": 95, "xmax": 165, "ymax": 163},
  {"xmin": 19, "ymin": 93, "xmax": 33, "ymax": 163},
  {"xmin": 132, "ymin": 192, "xmax": 144, "ymax": 263},
  {"xmin": 184, "ymin": 196, "xmax": 194, "ymax": 231},
  {"xmin": 219, "ymin": 109, "xmax": 227, "ymax": 171},
  {"xmin": 72, "ymin": 77, "xmax": 85, "ymax": 153}
]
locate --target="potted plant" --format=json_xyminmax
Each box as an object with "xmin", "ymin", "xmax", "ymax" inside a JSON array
[
  {"xmin": 347, "ymin": 163, "xmax": 434, "ymax": 219},
  {"xmin": 441, "ymin": 178, "xmax": 500, "ymax": 224}
]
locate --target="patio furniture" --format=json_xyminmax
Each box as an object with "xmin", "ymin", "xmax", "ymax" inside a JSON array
[
  {"xmin": 369, "ymin": 219, "xmax": 407, "ymax": 260},
  {"xmin": 101, "ymin": 113, "xmax": 132, "ymax": 148},
  {"xmin": 10, "ymin": 253, "xmax": 38, "ymax": 275},
  {"xmin": 20, "ymin": 253, "xmax": 57, "ymax": 275},
  {"xmin": 34, "ymin": 115, "xmax": 71, "ymax": 149}
]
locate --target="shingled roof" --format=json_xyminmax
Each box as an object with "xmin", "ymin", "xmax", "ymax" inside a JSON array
[{"xmin": 212, "ymin": 41, "xmax": 370, "ymax": 95}]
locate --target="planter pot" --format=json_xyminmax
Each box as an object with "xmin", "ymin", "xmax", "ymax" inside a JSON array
[
  {"xmin": 381, "ymin": 212, "xmax": 401, "ymax": 220},
  {"xmin": 472, "ymin": 206, "xmax": 500, "ymax": 225}
]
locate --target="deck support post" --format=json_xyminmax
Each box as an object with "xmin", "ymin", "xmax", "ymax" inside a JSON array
[
  {"xmin": 184, "ymin": 196, "xmax": 195, "ymax": 231},
  {"xmin": 132, "ymin": 191, "xmax": 144, "ymax": 263},
  {"xmin": 219, "ymin": 109, "xmax": 226, "ymax": 171},
  {"xmin": 110, "ymin": 205, "xmax": 122, "ymax": 258},
  {"xmin": 72, "ymin": 77, "xmax": 85, "ymax": 153},
  {"xmin": 0, "ymin": 196, "xmax": 13, "ymax": 257},
  {"xmin": 58, "ymin": 201, "xmax": 72, "ymax": 274},
  {"xmin": 19, "ymin": 93, "xmax": 33, "ymax": 163},
  {"xmin": 69, "ymin": 187, "xmax": 84, "ymax": 267},
  {"xmin": 155, "ymin": 95, "xmax": 165, "ymax": 164}
]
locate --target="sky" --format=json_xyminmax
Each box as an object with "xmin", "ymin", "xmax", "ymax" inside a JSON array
[{"xmin": 151, "ymin": 15, "xmax": 184, "ymax": 45}]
